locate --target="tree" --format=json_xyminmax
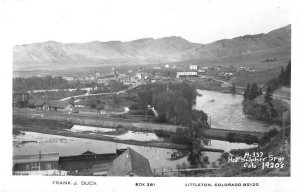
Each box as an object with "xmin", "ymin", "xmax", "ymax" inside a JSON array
[
  {"xmin": 264, "ymin": 85, "xmax": 273, "ymax": 104},
  {"xmin": 283, "ymin": 60, "xmax": 291, "ymax": 87},
  {"xmin": 264, "ymin": 85, "xmax": 277, "ymax": 124},
  {"xmin": 250, "ymin": 83, "xmax": 259, "ymax": 100},
  {"xmin": 243, "ymin": 83, "xmax": 251, "ymax": 100},
  {"xmin": 231, "ymin": 84, "xmax": 236, "ymax": 95},
  {"xmin": 112, "ymin": 95, "xmax": 120, "ymax": 105},
  {"xmin": 69, "ymin": 97, "xmax": 75, "ymax": 106},
  {"xmin": 278, "ymin": 67, "xmax": 285, "ymax": 84}
]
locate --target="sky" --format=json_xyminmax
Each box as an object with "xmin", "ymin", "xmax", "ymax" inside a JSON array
[{"xmin": 1, "ymin": 0, "xmax": 291, "ymax": 45}]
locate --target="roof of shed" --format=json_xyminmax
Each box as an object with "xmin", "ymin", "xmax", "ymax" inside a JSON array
[{"xmin": 13, "ymin": 153, "xmax": 59, "ymax": 164}]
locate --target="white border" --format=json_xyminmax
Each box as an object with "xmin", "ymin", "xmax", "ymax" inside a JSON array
[{"xmin": 1, "ymin": 0, "xmax": 300, "ymax": 191}]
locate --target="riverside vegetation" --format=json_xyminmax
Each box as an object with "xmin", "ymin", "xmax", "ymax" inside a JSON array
[{"xmin": 242, "ymin": 60, "xmax": 291, "ymax": 124}]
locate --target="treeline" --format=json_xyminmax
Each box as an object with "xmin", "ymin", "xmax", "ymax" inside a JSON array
[
  {"xmin": 243, "ymin": 83, "xmax": 262, "ymax": 101},
  {"xmin": 13, "ymin": 76, "xmax": 75, "ymax": 91},
  {"xmin": 30, "ymin": 89, "xmax": 87, "ymax": 101},
  {"xmin": 89, "ymin": 80, "xmax": 128, "ymax": 94},
  {"xmin": 133, "ymin": 82, "xmax": 209, "ymax": 129}
]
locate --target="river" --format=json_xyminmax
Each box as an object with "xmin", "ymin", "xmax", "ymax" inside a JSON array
[{"xmin": 194, "ymin": 89, "xmax": 280, "ymax": 132}]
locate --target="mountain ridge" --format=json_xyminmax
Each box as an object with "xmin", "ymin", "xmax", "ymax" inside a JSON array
[{"xmin": 13, "ymin": 25, "xmax": 291, "ymax": 71}]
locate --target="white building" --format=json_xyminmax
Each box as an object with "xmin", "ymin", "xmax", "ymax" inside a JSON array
[
  {"xmin": 189, "ymin": 64, "xmax": 198, "ymax": 70},
  {"xmin": 136, "ymin": 73, "xmax": 147, "ymax": 81},
  {"xmin": 63, "ymin": 77, "xmax": 74, "ymax": 81},
  {"xmin": 97, "ymin": 78, "xmax": 110, "ymax": 84},
  {"xmin": 176, "ymin": 71, "xmax": 198, "ymax": 78}
]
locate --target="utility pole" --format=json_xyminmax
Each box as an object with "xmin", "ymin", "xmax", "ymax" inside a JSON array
[{"xmin": 282, "ymin": 112, "xmax": 285, "ymax": 141}]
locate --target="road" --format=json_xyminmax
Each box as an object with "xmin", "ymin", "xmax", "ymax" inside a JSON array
[
  {"xmin": 59, "ymin": 84, "xmax": 141, "ymax": 101},
  {"xmin": 273, "ymin": 87, "xmax": 291, "ymax": 107}
]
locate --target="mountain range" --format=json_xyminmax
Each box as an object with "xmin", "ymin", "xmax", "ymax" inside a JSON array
[{"xmin": 13, "ymin": 25, "xmax": 291, "ymax": 71}]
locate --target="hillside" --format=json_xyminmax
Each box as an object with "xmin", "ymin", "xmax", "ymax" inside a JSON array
[
  {"xmin": 13, "ymin": 25, "xmax": 291, "ymax": 71},
  {"xmin": 181, "ymin": 25, "xmax": 291, "ymax": 61},
  {"xmin": 13, "ymin": 36, "xmax": 199, "ymax": 70}
]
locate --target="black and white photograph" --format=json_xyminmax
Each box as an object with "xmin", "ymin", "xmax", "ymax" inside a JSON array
[{"xmin": 1, "ymin": 0, "xmax": 299, "ymax": 191}]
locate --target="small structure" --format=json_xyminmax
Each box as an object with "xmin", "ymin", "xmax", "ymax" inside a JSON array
[
  {"xmin": 28, "ymin": 99, "xmax": 72, "ymax": 111},
  {"xmin": 13, "ymin": 93, "xmax": 29, "ymax": 107},
  {"xmin": 97, "ymin": 78, "xmax": 110, "ymax": 85},
  {"xmin": 189, "ymin": 64, "xmax": 198, "ymax": 70},
  {"xmin": 136, "ymin": 73, "xmax": 147, "ymax": 81},
  {"xmin": 46, "ymin": 100, "xmax": 72, "ymax": 111},
  {"xmin": 107, "ymin": 148, "xmax": 152, "ymax": 176},
  {"xmin": 63, "ymin": 77, "xmax": 74, "ymax": 81},
  {"xmin": 28, "ymin": 99, "xmax": 45, "ymax": 110},
  {"xmin": 13, "ymin": 152, "xmax": 66, "ymax": 175},
  {"xmin": 119, "ymin": 76, "xmax": 132, "ymax": 85}
]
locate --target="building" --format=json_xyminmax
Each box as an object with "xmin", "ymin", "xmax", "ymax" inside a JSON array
[
  {"xmin": 136, "ymin": 73, "xmax": 147, "ymax": 81},
  {"xmin": 46, "ymin": 100, "xmax": 73, "ymax": 111},
  {"xmin": 59, "ymin": 151, "xmax": 116, "ymax": 171},
  {"xmin": 13, "ymin": 153, "xmax": 67, "ymax": 175},
  {"xmin": 107, "ymin": 148, "xmax": 152, "ymax": 176},
  {"xmin": 97, "ymin": 78, "xmax": 110, "ymax": 84},
  {"xmin": 189, "ymin": 64, "xmax": 198, "ymax": 70},
  {"xmin": 28, "ymin": 99, "xmax": 73, "ymax": 111},
  {"xmin": 63, "ymin": 77, "xmax": 74, "ymax": 81},
  {"xmin": 119, "ymin": 76, "xmax": 132, "ymax": 85},
  {"xmin": 176, "ymin": 71, "xmax": 198, "ymax": 78},
  {"xmin": 13, "ymin": 93, "xmax": 29, "ymax": 107}
]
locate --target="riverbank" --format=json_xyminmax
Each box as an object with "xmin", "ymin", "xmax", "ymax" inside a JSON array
[
  {"xmin": 184, "ymin": 78, "xmax": 244, "ymax": 95},
  {"xmin": 196, "ymin": 131, "xmax": 290, "ymax": 177}
]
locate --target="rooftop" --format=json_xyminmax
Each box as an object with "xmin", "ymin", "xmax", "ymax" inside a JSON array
[
  {"xmin": 13, "ymin": 153, "xmax": 59, "ymax": 164},
  {"xmin": 107, "ymin": 147, "xmax": 152, "ymax": 176}
]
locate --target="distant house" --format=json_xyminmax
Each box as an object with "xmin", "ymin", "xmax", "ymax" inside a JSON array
[
  {"xmin": 97, "ymin": 78, "xmax": 110, "ymax": 84},
  {"xmin": 46, "ymin": 100, "xmax": 73, "ymax": 111},
  {"xmin": 119, "ymin": 76, "xmax": 132, "ymax": 85},
  {"xmin": 13, "ymin": 93, "xmax": 29, "ymax": 107},
  {"xmin": 189, "ymin": 64, "xmax": 198, "ymax": 70},
  {"xmin": 28, "ymin": 99, "xmax": 45, "ymax": 110},
  {"xmin": 13, "ymin": 153, "xmax": 67, "ymax": 175},
  {"xmin": 176, "ymin": 71, "xmax": 198, "ymax": 78},
  {"xmin": 136, "ymin": 73, "xmax": 147, "ymax": 81},
  {"xmin": 63, "ymin": 77, "xmax": 74, "ymax": 81},
  {"xmin": 107, "ymin": 148, "xmax": 152, "ymax": 176},
  {"xmin": 28, "ymin": 99, "xmax": 72, "ymax": 111}
]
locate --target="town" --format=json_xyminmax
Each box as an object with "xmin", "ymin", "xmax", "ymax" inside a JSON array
[{"xmin": 12, "ymin": 57, "xmax": 291, "ymax": 177}]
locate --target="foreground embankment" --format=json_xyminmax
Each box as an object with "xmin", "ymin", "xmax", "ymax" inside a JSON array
[
  {"xmin": 13, "ymin": 110, "xmax": 182, "ymax": 133},
  {"xmin": 13, "ymin": 109, "xmax": 265, "ymax": 144},
  {"xmin": 13, "ymin": 116, "xmax": 190, "ymax": 150}
]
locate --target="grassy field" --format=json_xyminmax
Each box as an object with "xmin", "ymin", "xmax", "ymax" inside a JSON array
[{"xmin": 231, "ymin": 67, "xmax": 282, "ymax": 87}]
